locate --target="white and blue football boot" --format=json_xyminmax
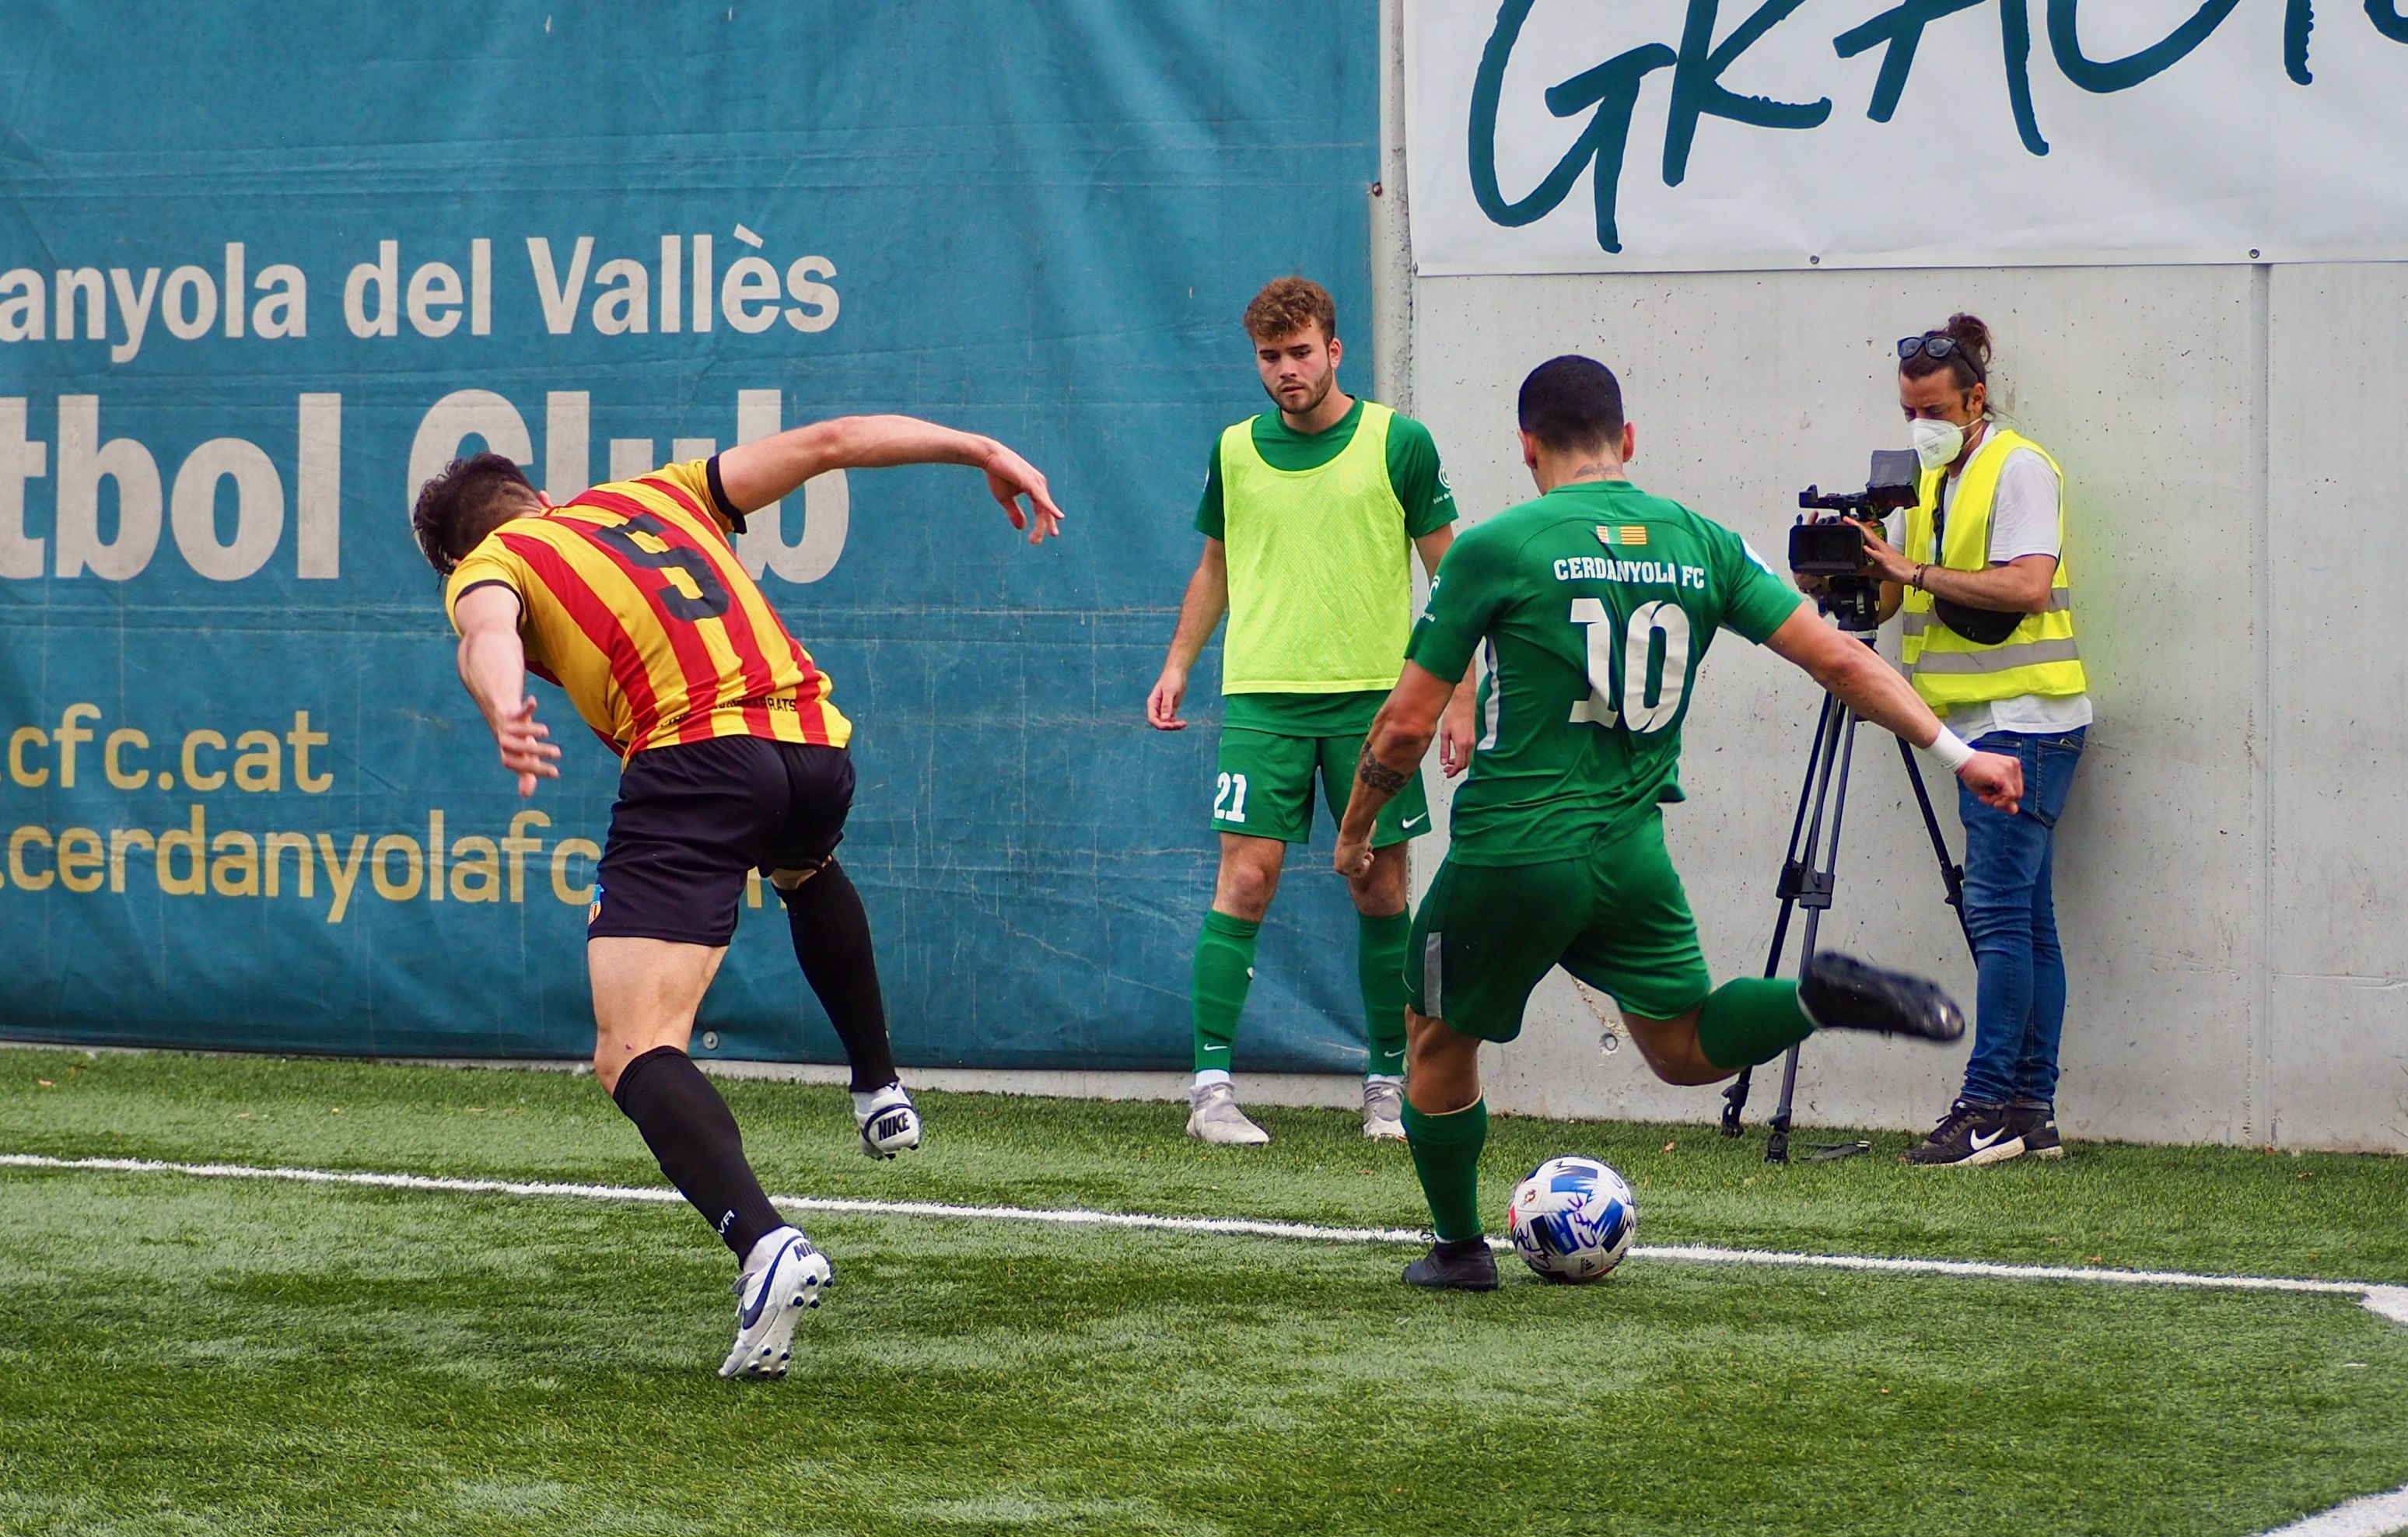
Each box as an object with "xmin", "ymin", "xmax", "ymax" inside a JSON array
[
  {"xmin": 854, "ymin": 1082, "xmax": 922, "ymax": 1160},
  {"xmin": 719, "ymin": 1227, "xmax": 831, "ymax": 1381}
]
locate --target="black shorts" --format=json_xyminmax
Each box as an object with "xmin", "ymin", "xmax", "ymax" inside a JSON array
[{"xmin": 589, "ymin": 736, "xmax": 854, "ymax": 947}]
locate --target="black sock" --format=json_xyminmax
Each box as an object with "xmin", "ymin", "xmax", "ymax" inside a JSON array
[
  {"xmin": 779, "ymin": 860, "xmax": 898, "ymax": 1093},
  {"xmin": 611, "ymin": 1046, "xmax": 784, "ymax": 1259}
]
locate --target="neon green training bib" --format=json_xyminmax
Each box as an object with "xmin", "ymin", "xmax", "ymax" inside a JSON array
[{"xmin": 1218, "ymin": 400, "xmax": 1413, "ymax": 694}]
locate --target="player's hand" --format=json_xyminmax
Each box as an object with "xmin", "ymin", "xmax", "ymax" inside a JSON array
[
  {"xmin": 1958, "ymin": 750, "xmax": 2022, "ymax": 815},
  {"xmin": 1146, "ymin": 667, "xmax": 1188, "ymax": 730},
  {"xmin": 1332, "ymin": 830, "xmax": 1375, "ymax": 881},
  {"xmin": 982, "ymin": 441, "xmax": 1066, "ymax": 544},
  {"xmin": 1853, "ymin": 519, "xmax": 1913, "ymax": 584},
  {"xmin": 492, "ymin": 696, "xmax": 562, "ymax": 797},
  {"xmin": 1437, "ymin": 691, "xmax": 1476, "ymax": 778}
]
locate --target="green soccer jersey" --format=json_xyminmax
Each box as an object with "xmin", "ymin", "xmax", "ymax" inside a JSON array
[
  {"xmin": 1196, "ymin": 397, "xmax": 1456, "ymax": 737},
  {"xmin": 1405, "ymin": 478, "xmax": 1805, "ymax": 867},
  {"xmin": 1193, "ymin": 397, "xmax": 1454, "ymax": 541}
]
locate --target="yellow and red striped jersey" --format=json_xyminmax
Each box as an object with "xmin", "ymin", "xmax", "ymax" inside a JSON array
[{"xmin": 443, "ymin": 459, "xmax": 852, "ymax": 758}]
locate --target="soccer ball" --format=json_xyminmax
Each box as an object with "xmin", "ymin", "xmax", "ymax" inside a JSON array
[{"xmin": 1507, "ymin": 1156, "xmax": 1638, "ymax": 1282}]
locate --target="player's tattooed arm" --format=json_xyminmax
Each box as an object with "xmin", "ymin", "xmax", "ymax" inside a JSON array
[
  {"xmin": 1355, "ymin": 742, "xmax": 1411, "ymax": 797},
  {"xmin": 1335, "ymin": 661, "xmax": 1454, "ymax": 878}
]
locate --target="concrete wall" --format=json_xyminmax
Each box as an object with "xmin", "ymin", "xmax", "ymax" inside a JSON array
[{"xmin": 1398, "ymin": 261, "xmax": 2406, "ymax": 1152}]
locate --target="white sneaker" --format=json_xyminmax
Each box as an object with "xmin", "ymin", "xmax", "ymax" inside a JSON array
[
  {"xmin": 719, "ymin": 1228, "xmax": 831, "ymax": 1381},
  {"xmin": 1186, "ymin": 1080, "xmax": 1269, "ymax": 1145},
  {"xmin": 854, "ymin": 1083, "xmax": 922, "ymax": 1160},
  {"xmin": 1362, "ymin": 1079, "xmax": 1406, "ymax": 1141}
]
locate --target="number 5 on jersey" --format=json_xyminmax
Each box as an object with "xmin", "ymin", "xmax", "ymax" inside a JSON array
[
  {"xmin": 593, "ymin": 512, "xmax": 732, "ymax": 622},
  {"xmin": 1567, "ymin": 598, "xmax": 1690, "ymax": 735}
]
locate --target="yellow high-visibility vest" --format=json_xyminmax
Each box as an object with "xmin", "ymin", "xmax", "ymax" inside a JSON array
[{"xmin": 1899, "ymin": 426, "xmax": 2087, "ymax": 709}]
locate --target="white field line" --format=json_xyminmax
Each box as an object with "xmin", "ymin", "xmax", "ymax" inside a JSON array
[
  {"xmin": 2255, "ymin": 1482, "xmax": 2408, "ymax": 1537},
  {"xmin": 11, "ymin": 1151, "xmax": 2403, "ymax": 1536},
  {"xmin": 5, "ymin": 1152, "xmax": 2406, "ymax": 1329}
]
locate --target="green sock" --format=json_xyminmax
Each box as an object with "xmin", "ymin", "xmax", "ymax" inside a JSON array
[
  {"xmin": 1401, "ymin": 1097, "xmax": 1488, "ymax": 1241},
  {"xmin": 1695, "ymin": 977, "xmax": 1816, "ymax": 1070},
  {"xmin": 1192, "ymin": 910, "xmax": 1260, "ymax": 1073},
  {"xmin": 1356, "ymin": 909, "xmax": 1411, "ymax": 1077}
]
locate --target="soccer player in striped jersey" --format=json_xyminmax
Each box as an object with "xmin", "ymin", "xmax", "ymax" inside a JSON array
[
  {"xmin": 1334, "ymin": 357, "xmax": 2021, "ymax": 1290},
  {"xmin": 411, "ymin": 415, "xmax": 1062, "ymax": 1375}
]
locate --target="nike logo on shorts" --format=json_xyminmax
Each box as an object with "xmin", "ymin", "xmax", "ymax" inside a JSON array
[{"xmin": 1401, "ymin": 814, "xmax": 1428, "ymax": 830}]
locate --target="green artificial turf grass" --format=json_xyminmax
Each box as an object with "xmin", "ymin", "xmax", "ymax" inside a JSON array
[
  {"xmin": 4, "ymin": 1045, "xmax": 2404, "ymax": 1283},
  {"xmin": 4, "ymin": 1047, "xmax": 2407, "ymax": 1535},
  {"xmin": 2, "ymin": 1168, "xmax": 2405, "ymax": 1537}
]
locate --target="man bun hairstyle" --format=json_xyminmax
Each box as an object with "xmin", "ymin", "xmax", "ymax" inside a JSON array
[
  {"xmin": 1902, "ymin": 311, "xmax": 1992, "ymax": 393},
  {"xmin": 411, "ymin": 452, "xmax": 539, "ymax": 576},
  {"xmin": 1517, "ymin": 355, "xmax": 1626, "ymax": 455},
  {"xmin": 1243, "ymin": 275, "xmax": 1338, "ymax": 345}
]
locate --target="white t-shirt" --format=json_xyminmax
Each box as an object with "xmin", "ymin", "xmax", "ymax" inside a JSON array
[{"xmin": 1896, "ymin": 425, "xmax": 2093, "ymax": 740}]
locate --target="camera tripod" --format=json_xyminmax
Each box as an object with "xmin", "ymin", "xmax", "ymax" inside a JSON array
[{"xmin": 1717, "ymin": 639, "xmax": 1978, "ymax": 1164}]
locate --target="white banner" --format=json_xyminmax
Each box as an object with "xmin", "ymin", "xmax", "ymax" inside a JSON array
[{"xmin": 1405, "ymin": 0, "xmax": 2408, "ymax": 274}]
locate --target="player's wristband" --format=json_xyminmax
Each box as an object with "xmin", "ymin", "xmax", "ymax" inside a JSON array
[{"xmin": 1923, "ymin": 726, "xmax": 1976, "ymax": 773}]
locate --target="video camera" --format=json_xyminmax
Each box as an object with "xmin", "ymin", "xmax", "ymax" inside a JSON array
[{"xmin": 1787, "ymin": 449, "xmax": 1920, "ymax": 632}]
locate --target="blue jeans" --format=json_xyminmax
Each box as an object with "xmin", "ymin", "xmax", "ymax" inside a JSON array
[{"xmin": 1956, "ymin": 728, "xmax": 2085, "ymax": 1109}]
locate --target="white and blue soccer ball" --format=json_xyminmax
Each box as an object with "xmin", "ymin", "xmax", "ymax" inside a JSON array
[{"xmin": 1507, "ymin": 1156, "xmax": 1637, "ymax": 1282}]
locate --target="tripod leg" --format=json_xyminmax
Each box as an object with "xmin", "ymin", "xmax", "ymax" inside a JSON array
[
  {"xmin": 1724, "ymin": 691, "xmax": 1846, "ymax": 1137},
  {"xmin": 1766, "ymin": 702, "xmax": 1863, "ymax": 1165},
  {"xmin": 1727, "ymin": 691, "xmax": 1852, "ymax": 1143},
  {"xmin": 1766, "ymin": 1042, "xmax": 1804, "ymax": 1164}
]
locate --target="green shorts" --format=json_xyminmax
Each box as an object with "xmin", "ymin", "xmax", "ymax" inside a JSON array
[
  {"xmin": 1211, "ymin": 727, "xmax": 1430, "ymax": 846},
  {"xmin": 1405, "ymin": 813, "xmax": 1711, "ymax": 1041}
]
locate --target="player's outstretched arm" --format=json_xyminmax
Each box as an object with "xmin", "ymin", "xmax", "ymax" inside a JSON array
[
  {"xmin": 715, "ymin": 415, "xmax": 1065, "ymax": 543},
  {"xmin": 453, "ymin": 585, "xmax": 562, "ymax": 798},
  {"xmin": 1761, "ymin": 607, "xmax": 2023, "ymax": 814},
  {"xmin": 1334, "ymin": 661, "xmax": 1456, "ymax": 877},
  {"xmin": 1147, "ymin": 539, "xmax": 1229, "ymax": 730}
]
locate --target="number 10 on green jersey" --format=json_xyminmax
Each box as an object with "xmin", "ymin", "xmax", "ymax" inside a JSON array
[
  {"xmin": 1568, "ymin": 598, "xmax": 1693, "ymax": 734},
  {"xmin": 1403, "ymin": 480, "xmax": 1804, "ymax": 868}
]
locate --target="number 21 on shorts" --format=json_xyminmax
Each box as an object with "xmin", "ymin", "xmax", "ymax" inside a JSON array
[{"xmin": 1214, "ymin": 771, "xmax": 1250, "ymax": 823}]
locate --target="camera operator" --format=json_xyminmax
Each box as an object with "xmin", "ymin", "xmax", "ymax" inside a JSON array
[{"xmin": 1854, "ymin": 313, "xmax": 2090, "ymax": 1168}]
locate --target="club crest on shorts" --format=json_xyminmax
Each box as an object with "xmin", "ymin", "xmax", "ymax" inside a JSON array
[{"xmin": 588, "ymin": 881, "xmax": 604, "ymax": 926}]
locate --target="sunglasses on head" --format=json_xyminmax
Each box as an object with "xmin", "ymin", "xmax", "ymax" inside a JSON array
[{"xmin": 1899, "ymin": 334, "xmax": 1959, "ymax": 361}]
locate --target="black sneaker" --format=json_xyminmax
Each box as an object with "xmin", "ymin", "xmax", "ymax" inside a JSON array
[
  {"xmin": 2010, "ymin": 1104, "xmax": 2063, "ymax": 1160},
  {"xmin": 1801, "ymin": 951, "xmax": 1966, "ymax": 1043},
  {"xmin": 1402, "ymin": 1238, "xmax": 1500, "ymax": 1291},
  {"xmin": 1902, "ymin": 1098, "xmax": 2025, "ymax": 1167}
]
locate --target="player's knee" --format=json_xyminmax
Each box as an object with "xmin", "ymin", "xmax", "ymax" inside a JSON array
[
  {"xmin": 1405, "ymin": 1011, "xmax": 1482, "ymax": 1111},
  {"xmin": 1613, "ymin": 1008, "xmax": 1710, "ymax": 1088},
  {"xmin": 1213, "ymin": 863, "xmax": 1278, "ymax": 919},
  {"xmin": 768, "ymin": 856, "xmax": 831, "ymax": 896},
  {"xmin": 591, "ymin": 1045, "xmax": 628, "ymax": 1096},
  {"xmin": 1645, "ymin": 1056, "xmax": 1731, "ymax": 1089},
  {"xmin": 1346, "ymin": 849, "xmax": 1408, "ymax": 913},
  {"xmin": 1625, "ymin": 1022, "xmax": 1727, "ymax": 1088}
]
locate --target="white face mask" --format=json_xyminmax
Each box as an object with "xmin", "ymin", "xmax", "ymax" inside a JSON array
[{"xmin": 1909, "ymin": 416, "xmax": 1965, "ymax": 471}]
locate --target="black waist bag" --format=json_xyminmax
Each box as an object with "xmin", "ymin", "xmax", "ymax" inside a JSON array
[{"xmin": 1934, "ymin": 597, "xmax": 2025, "ymax": 646}]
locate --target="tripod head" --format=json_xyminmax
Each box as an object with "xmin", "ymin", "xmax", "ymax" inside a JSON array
[{"xmin": 1788, "ymin": 450, "xmax": 1920, "ymax": 633}]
